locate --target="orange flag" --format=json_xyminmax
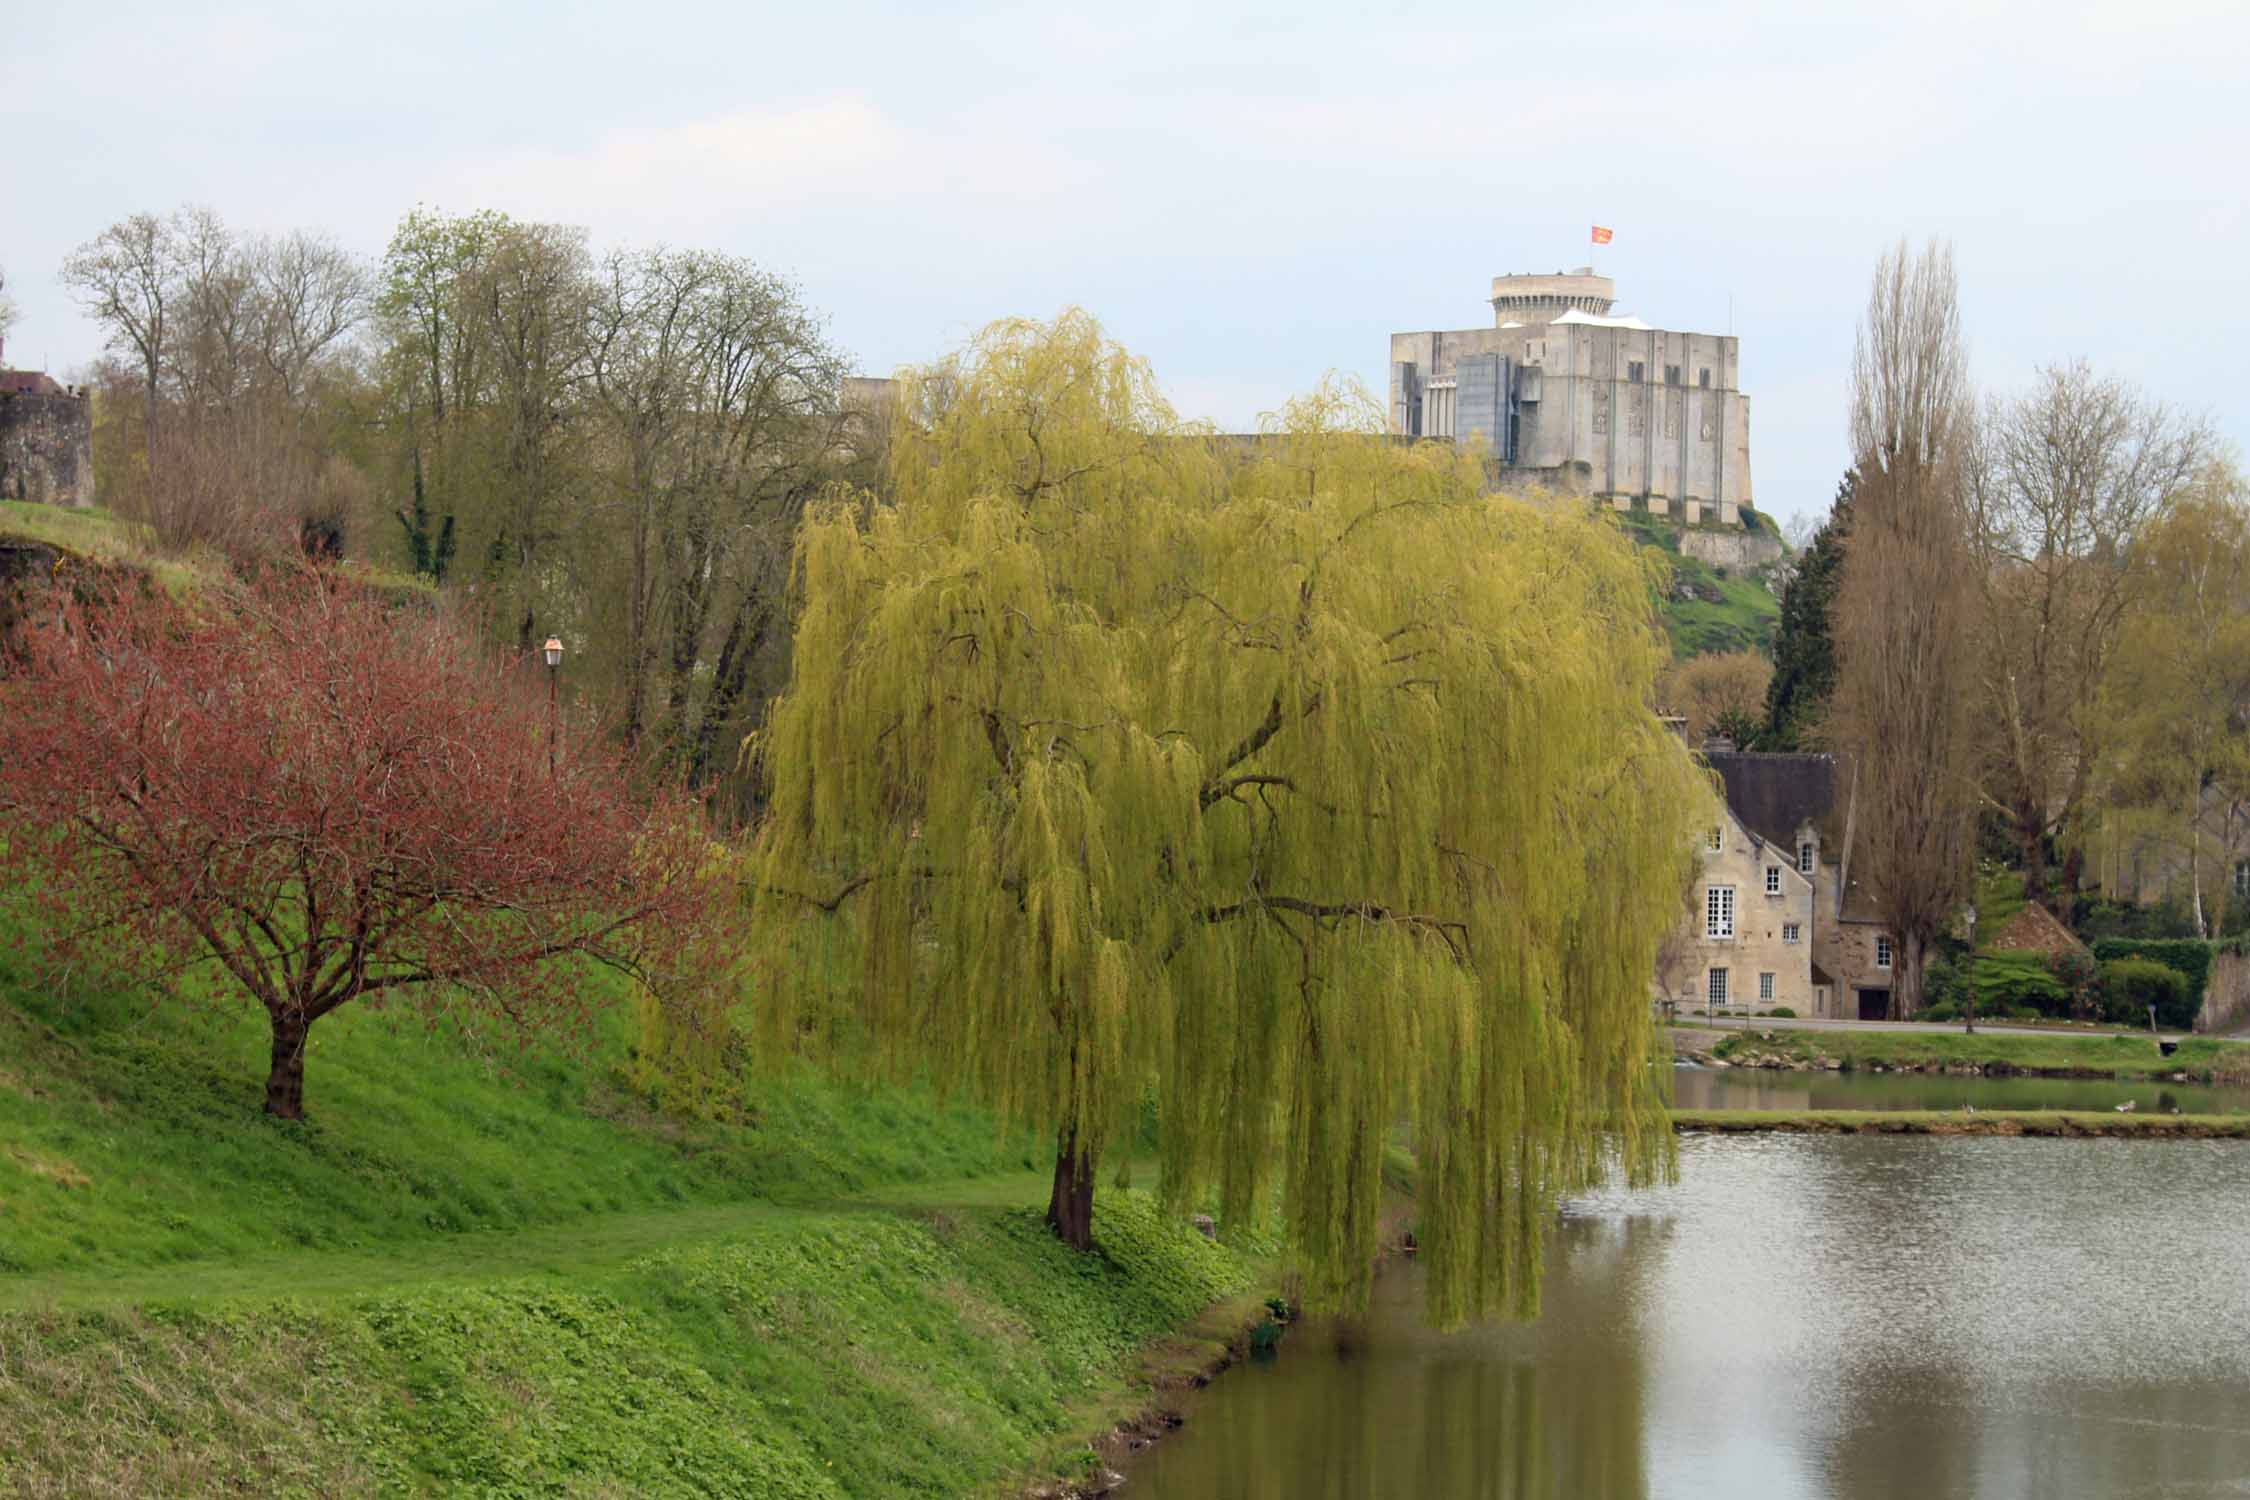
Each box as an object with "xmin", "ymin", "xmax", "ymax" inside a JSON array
[{"xmin": 1591, "ymin": 225, "xmax": 1614, "ymax": 245}]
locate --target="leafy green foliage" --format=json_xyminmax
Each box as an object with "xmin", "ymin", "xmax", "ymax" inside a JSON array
[
  {"xmin": 2092, "ymin": 938, "xmax": 2218, "ymax": 1018},
  {"xmin": 754, "ymin": 313, "xmax": 1712, "ymax": 1323},
  {"xmin": 2099, "ymin": 957, "xmax": 2194, "ymax": 1029},
  {"xmin": 1974, "ymin": 867, "xmax": 2029, "ymax": 938},
  {"xmin": 1966, "ymin": 950, "xmax": 2071, "ymax": 1018},
  {"xmin": 1761, "ymin": 470, "xmax": 1854, "ymax": 750},
  {"xmin": 2077, "ymin": 899, "xmax": 2203, "ymax": 942}
]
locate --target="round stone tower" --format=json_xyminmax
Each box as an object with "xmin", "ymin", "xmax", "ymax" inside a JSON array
[{"xmin": 1489, "ymin": 267, "xmax": 1617, "ymax": 326}]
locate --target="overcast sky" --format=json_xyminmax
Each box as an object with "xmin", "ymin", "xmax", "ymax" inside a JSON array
[{"xmin": 5, "ymin": 0, "xmax": 2244, "ymax": 526}]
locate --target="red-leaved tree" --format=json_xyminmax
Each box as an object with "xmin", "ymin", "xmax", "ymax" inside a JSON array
[{"xmin": 0, "ymin": 568, "xmax": 725, "ymax": 1118}]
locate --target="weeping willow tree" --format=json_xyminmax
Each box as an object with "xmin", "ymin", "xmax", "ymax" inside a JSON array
[{"xmin": 752, "ymin": 311, "xmax": 1711, "ymax": 1323}]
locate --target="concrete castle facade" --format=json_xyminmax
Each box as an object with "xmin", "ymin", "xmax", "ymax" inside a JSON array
[{"xmin": 1389, "ymin": 270, "xmax": 1754, "ymax": 523}]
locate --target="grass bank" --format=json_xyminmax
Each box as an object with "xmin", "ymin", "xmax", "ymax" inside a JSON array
[
  {"xmin": 0, "ymin": 941, "xmax": 1277, "ymax": 1497},
  {"xmin": 1672, "ymin": 1108, "xmax": 2250, "ymax": 1138},
  {"xmin": 1694, "ymin": 1026, "xmax": 2250, "ymax": 1082}
]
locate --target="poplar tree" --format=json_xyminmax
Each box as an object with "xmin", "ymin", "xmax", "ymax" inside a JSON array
[
  {"xmin": 752, "ymin": 313, "xmax": 1710, "ymax": 1321},
  {"xmin": 1832, "ymin": 242, "xmax": 1979, "ymax": 1017}
]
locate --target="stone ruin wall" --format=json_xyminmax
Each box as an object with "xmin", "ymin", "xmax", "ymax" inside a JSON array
[
  {"xmin": 2195, "ymin": 952, "xmax": 2250, "ymax": 1035},
  {"xmin": 0, "ymin": 389, "xmax": 95, "ymax": 509}
]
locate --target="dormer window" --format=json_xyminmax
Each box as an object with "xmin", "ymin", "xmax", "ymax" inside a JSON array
[{"xmin": 1798, "ymin": 841, "xmax": 1815, "ymax": 875}]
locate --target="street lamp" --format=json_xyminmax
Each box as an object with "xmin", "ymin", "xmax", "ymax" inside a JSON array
[{"xmin": 542, "ymin": 637, "xmax": 563, "ymax": 776}]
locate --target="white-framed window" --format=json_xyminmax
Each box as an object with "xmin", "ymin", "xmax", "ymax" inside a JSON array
[
  {"xmin": 1798, "ymin": 842, "xmax": 1816, "ymax": 874},
  {"xmin": 1759, "ymin": 972, "xmax": 1776, "ymax": 1002},
  {"xmin": 1708, "ymin": 967, "xmax": 1730, "ymax": 1007},
  {"xmin": 1783, "ymin": 922, "xmax": 1801, "ymax": 944},
  {"xmin": 1875, "ymin": 934, "xmax": 1894, "ymax": 969},
  {"xmin": 1766, "ymin": 865, "xmax": 1782, "ymax": 896},
  {"xmin": 1707, "ymin": 825, "xmax": 1725, "ymax": 853},
  {"xmin": 1705, "ymin": 885, "xmax": 1736, "ymax": 940}
]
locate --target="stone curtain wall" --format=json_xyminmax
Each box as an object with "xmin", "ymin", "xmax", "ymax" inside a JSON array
[
  {"xmin": 1678, "ymin": 528, "xmax": 1785, "ymax": 573},
  {"xmin": 2194, "ymin": 953, "xmax": 2250, "ymax": 1036},
  {"xmin": 0, "ymin": 391, "xmax": 95, "ymax": 508}
]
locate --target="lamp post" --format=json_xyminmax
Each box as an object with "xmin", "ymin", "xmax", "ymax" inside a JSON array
[{"xmin": 542, "ymin": 636, "xmax": 563, "ymax": 777}]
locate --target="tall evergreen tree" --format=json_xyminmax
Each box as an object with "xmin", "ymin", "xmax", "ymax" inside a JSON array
[{"xmin": 1762, "ymin": 470, "xmax": 1856, "ymax": 750}]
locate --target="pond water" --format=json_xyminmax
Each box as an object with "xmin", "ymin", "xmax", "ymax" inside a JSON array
[
  {"xmin": 1130, "ymin": 1134, "xmax": 2250, "ymax": 1499},
  {"xmin": 1671, "ymin": 1063, "xmax": 2250, "ymax": 1115}
]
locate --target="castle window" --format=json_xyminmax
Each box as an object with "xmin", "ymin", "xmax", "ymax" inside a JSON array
[
  {"xmin": 1783, "ymin": 922, "xmax": 1801, "ymax": 944},
  {"xmin": 1766, "ymin": 865, "xmax": 1782, "ymax": 896},
  {"xmin": 1628, "ymin": 360, "xmax": 1646, "ymax": 383},
  {"xmin": 1665, "ymin": 364, "xmax": 1682, "ymax": 385},
  {"xmin": 1876, "ymin": 935, "xmax": 1894, "ymax": 969},
  {"xmin": 1699, "ymin": 368, "xmax": 1712, "ymax": 388},
  {"xmin": 1798, "ymin": 841, "xmax": 1815, "ymax": 874},
  {"xmin": 1708, "ymin": 967, "xmax": 1730, "ymax": 1007},
  {"xmin": 1705, "ymin": 885, "xmax": 1736, "ymax": 940},
  {"xmin": 1759, "ymin": 972, "xmax": 1775, "ymax": 1003}
]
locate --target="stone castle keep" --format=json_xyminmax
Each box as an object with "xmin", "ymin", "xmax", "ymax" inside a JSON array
[
  {"xmin": 0, "ymin": 341, "xmax": 93, "ymax": 509},
  {"xmin": 1390, "ymin": 269, "xmax": 1754, "ymax": 524}
]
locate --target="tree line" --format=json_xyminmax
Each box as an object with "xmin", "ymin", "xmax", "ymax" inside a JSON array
[
  {"xmin": 1754, "ymin": 242, "xmax": 2241, "ymax": 1013},
  {"xmin": 58, "ymin": 204, "xmax": 854, "ymax": 808},
  {"xmin": 7, "ymin": 273, "xmax": 1716, "ymax": 1323}
]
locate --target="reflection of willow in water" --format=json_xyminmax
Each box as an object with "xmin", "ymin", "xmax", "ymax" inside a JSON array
[{"xmin": 1135, "ymin": 1215, "xmax": 1671, "ymax": 1499}]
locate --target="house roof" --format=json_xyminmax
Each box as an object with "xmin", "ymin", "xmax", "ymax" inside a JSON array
[
  {"xmin": 0, "ymin": 370, "xmax": 67, "ymax": 397},
  {"xmin": 1704, "ymin": 751, "xmax": 1837, "ymax": 850},
  {"xmin": 1988, "ymin": 902, "xmax": 2086, "ymax": 955}
]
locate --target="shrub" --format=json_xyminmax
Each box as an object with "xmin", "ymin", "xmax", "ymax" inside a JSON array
[
  {"xmin": 1968, "ymin": 950, "xmax": 2071, "ymax": 1018},
  {"xmin": 2079, "ymin": 900, "xmax": 2202, "ymax": 942},
  {"xmin": 2048, "ymin": 949, "xmax": 2101, "ymax": 1021},
  {"xmin": 2099, "ymin": 957, "xmax": 2195, "ymax": 1030},
  {"xmin": 2091, "ymin": 939, "xmax": 2217, "ymax": 1016},
  {"xmin": 1922, "ymin": 998, "xmax": 1961, "ymax": 1022},
  {"xmin": 1922, "ymin": 953, "xmax": 1965, "ymax": 1012},
  {"xmin": 1767, "ymin": 1007, "xmax": 1797, "ymax": 1019}
]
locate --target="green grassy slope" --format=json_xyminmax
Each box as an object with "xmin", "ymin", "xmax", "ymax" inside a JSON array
[
  {"xmin": 1704, "ymin": 1025, "xmax": 2250, "ymax": 1080},
  {"xmin": 1609, "ymin": 510, "xmax": 1782, "ymax": 658},
  {"xmin": 0, "ymin": 937, "xmax": 1272, "ymax": 1497}
]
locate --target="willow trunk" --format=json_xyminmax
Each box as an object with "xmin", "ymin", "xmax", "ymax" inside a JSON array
[{"xmin": 1046, "ymin": 1125, "xmax": 1097, "ymax": 1251}]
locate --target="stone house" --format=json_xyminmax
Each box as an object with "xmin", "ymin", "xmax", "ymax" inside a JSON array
[{"xmin": 1658, "ymin": 750, "xmax": 1900, "ymax": 1019}]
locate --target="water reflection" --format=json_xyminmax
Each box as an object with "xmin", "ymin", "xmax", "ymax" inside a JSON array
[{"xmin": 1132, "ymin": 1136, "xmax": 2250, "ymax": 1499}]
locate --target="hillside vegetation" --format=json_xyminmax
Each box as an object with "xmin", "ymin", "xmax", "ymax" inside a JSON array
[
  {"xmin": 0, "ymin": 925, "xmax": 1274, "ymax": 1497},
  {"xmin": 1613, "ymin": 510, "xmax": 1783, "ymax": 658}
]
